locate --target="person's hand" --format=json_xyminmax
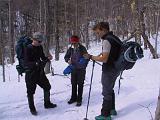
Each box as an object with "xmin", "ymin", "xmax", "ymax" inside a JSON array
[
  {"xmin": 98, "ymin": 53, "xmax": 103, "ymax": 57},
  {"xmin": 83, "ymin": 53, "xmax": 92, "ymax": 60},
  {"xmin": 48, "ymin": 54, "xmax": 53, "ymax": 60},
  {"xmin": 68, "ymin": 59, "xmax": 72, "ymax": 65}
]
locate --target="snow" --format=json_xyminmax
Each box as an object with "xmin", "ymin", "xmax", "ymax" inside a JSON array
[{"xmin": 0, "ymin": 42, "xmax": 159, "ymax": 120}]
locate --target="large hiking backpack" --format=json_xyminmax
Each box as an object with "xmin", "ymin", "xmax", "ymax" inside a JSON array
[
  {"xmin": 15, "ymin": 36, "xmax": 32, "ymax": 76},
  {"xmin": 115, "ymin": 41, "xmax": 144, "ymax": 71},
  {"xmin": 107, "ymin": 35, "xmax": 144, "ymax": 72}
]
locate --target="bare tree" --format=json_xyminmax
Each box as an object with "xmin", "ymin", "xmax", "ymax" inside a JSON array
[{"xmin": 155, "ymin": 89, "xmax": 160, "ymax": 120}]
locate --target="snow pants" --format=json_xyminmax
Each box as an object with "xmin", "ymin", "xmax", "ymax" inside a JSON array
[
  {"xmin": 25, "ymin": 69, "xmax": 51, "ymax": 96},
  {"xmin": 70, "ymin": 69, "xmax": 86, "ymax": 102}
]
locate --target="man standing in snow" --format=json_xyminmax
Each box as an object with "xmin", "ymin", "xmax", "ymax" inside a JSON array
[
  {"xmin": 24, "ymin": 32, "xmax": 57, "ymax": 115},
  {"xmin": 84, "ymin": 22, "xmax": 121, "ymax": 120},
  {"xmin": 64, "ymin": 35, "xmax": 88, "ymax": 107}
]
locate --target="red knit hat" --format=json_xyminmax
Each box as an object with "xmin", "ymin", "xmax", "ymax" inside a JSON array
[{"xmin": 70, "ymin": 36, "xmax": 79, "ymax": 43}]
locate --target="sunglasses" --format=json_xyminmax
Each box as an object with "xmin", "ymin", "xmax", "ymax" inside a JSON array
[{"xmin": 38, "ymin": 41, "xmax": 42, "ymax": 43}]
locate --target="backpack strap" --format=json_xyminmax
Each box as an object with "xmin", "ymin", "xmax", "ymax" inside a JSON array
[{"xmin": 106, "ymin": 35, "xmax": 122, "ymax": 46}]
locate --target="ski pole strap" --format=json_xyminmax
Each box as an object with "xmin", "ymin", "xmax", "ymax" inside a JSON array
[{"xmin": 118, "ymin": 71, "xmax": 123, "ymax": 94}]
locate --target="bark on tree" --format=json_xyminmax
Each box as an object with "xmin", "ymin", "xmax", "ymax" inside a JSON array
[
  {"xmin": 140, "ymin": 9, "xmax": 159, "ymax": 59},
  {"xmin": 8, "ymin": 0, "xmax": 15, "ymax": 64},
  {"xmin": 54, "ymin": 0, "xmax": 60, "ymax": 61},
  {"xmin": 155, "ymin": 89, "xmax": 160, "ymax": 120},
  {"xmin": 44, "ymin": 0, "xmax": 51, "ymax": 74}
]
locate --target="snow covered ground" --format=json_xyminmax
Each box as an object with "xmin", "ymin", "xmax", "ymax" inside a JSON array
[{"xmin": 0, "ymin": 42, "xmax": 160, "ymax": 120}]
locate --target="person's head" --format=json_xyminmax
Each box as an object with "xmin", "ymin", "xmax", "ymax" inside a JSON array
[
  {"xmin": 93, "ymin": 22, "xmax": 110, "ymax": 38},
  {"xmin": 70, "ymin": 35, "xmax": 80, "ymax": 48},
  {"xmin": 32, "ymin": 32, "xmax": 45, "ymax": 46}
]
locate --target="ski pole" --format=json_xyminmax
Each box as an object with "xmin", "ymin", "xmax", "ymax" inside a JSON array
[
  {"xmin": 84, "ymin": 60, "xmax": 95, "ymax": 120},
  {"xmin": 90, "ymin": 60, "xmax": 102, "ymax": 66}
]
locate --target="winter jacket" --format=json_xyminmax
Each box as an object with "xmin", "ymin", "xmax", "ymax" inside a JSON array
[
  {"xmin": 24, "ymin": 44, "xmax": 49, "ymax": 71},
  {"xmin": 64, "ymin": 44, "xmax": 88, "ymax": 69}
]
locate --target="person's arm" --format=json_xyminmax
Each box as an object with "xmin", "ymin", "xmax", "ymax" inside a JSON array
[
  {"xmin": 91, "ymin": 52, "xmax": 109, "ymax": 63},
  {"xmin": 39, "ymin": 46, "xmax": 50, "ymax": 62},
  {"xmin": 64, "ymin": 47, "xmax": 72, "ymax": 63},
  {"xmin": 84, "ymin": 40, "xmax": 111, "ymax": 63}
]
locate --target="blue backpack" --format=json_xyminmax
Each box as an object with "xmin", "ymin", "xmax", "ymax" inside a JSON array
[{"xmin": 15, "ymin": 36, "xmax": 32, "ymax": 75}]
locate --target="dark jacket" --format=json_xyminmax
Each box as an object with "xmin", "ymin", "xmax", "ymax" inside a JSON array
[
  {"xmin": 24, "ymin": 44, "xmax": 49, "ymax": 71},
  {"xmin": 64, "ymin": 44, "xmax": 88, "ymax": 69},
  {"xmin": 102, "ymin": 32, "xmax": 122, "ymax": 71}
]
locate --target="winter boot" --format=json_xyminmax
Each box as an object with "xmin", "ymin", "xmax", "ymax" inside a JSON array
[
  {"xmin": 76, "ymin": 101, "xmax": 82, "ymax": 107},
  {"xmin": 68, "ymin": 99, "xmax": 77, "ymax": 104},
  {"xmin": 68, "ymin": 84, "xmax": 77, "ymax": 104},
  {"xmin": 27, "ymin": 95, "xmax": 37, "ymax": 115},
  {"xmin": 44, "ymin": 91, "xmax": 57, "ymax": 109},
  {"xmin": 101, "ymin": 99, "xmax": 112, "ymax": 113},
  {"xmin": 95, "ymin": 115, "xmax": 111, "ymax": 120}
]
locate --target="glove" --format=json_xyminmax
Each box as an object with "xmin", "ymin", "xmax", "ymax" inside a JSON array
[
  {"xmin": 63, "ymin": 64, "xmax": 74, "ymax": 75},
  {"xmin": 16, "ymin": 65, "xmax": 25, "ymax": 76}
]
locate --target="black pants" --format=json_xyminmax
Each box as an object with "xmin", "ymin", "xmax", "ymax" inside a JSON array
[
  {"xmin": 70, "ymin": 69, "xmax": 86, "ymax": 102},
  {"xmin": 25, "ymin": 69, "xmax": 51, "ymax": 96}
]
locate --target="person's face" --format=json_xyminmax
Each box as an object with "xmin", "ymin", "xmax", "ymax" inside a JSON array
[
  {"xmin": 32, "ymin": 39, "xmax": 42, "ymax": 46},
  {"xmin": 94, "ymin": 28, "xmax": 107, "ymax": 38},
  {"xmin": 71, "ymin": 42, "xmax": 79, "ymax": 48}
]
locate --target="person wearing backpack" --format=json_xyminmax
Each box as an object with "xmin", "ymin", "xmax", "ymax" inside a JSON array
[
  {"xmin": 84, "ymin": 22, "xmax": 121, "ymax": 120},
  {"xmin": 64, "ymin": 35, "xmax": 89, "ymax": 107},
  {"xmin": 24, "ymin": 32, "xmax": 57, "ymax": 115}
]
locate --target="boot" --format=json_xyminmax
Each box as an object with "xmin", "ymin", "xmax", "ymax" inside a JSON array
[
  {"xmin": 76, "ymin": 101, "xmax": 82, "ymax": 107},
  {"xmin": 101, "ymin": 99, "xmax": 111, "ymax": 117},
  {"xmin": 27, "ymin": 95, "xmax": 37, "ymax": 115},
  {"xmin": 95, "ymin": 115, "xmax": 111, "ymax": 120},
  {"xmin": 68, "ymin": 99, "xmax": 77, "ymax": 104},
  {"xmin": 68, "ymin": 84, "xmax": 77, "ymax": 104},
  {"xmin": 76, "ymin": 84, "xmax": 83, "ymax": 106},
  {"xmin": 44, "ymin": 91, "xmax": 57, "ymax": 109}
]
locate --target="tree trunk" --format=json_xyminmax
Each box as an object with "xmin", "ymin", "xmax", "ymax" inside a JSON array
[
  {"xmin": 44, "ymin": 0, "xmax": 51, "ymax": 74},
  {"xmin": 0, "ymin": 18, "xmax": 2, "ymax": 65},
  {"xmin": 155, "ymin": 89, "xmax": 160, "ymax": 120},
  {"xmin": 54, "ymin": 0, "xmax": 60, "ymax": 61},
  {"xmin": 140, "ymin": 9, "xmax": 159, "ymax": 59},
  {"xmin": 0, "ymin": 19, "xmax": 5, "ymax": 82},
  {"xmin": 8, "ymin": 0, "xmax": 15, "ymax": 64}
]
